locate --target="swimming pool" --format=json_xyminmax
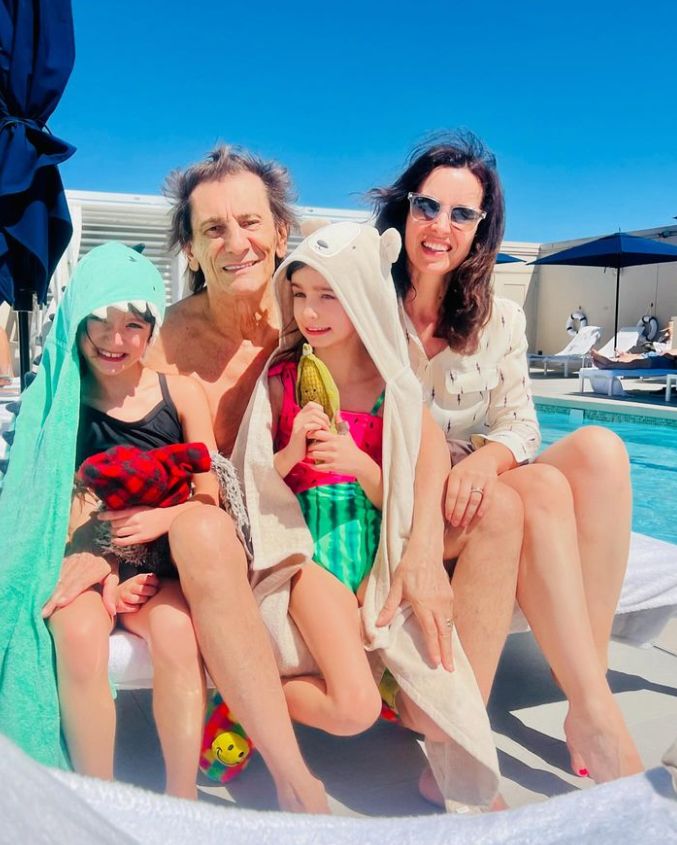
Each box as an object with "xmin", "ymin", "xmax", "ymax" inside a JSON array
[{"xmin": 537, "ymin": 406, "xmax": 677, "ymax": 546}]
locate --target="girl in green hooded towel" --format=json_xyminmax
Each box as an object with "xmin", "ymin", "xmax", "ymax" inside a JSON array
[{"xmin": 0, "ymin": 243, "xmax": 219, "ymax": 799}]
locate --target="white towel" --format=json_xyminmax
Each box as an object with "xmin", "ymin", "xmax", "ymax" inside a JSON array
[{"xmin": 2, "ymin": 734, "xmax": 677, "ymax": 844}]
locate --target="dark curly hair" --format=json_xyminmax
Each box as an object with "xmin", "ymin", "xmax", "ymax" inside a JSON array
[
  {"xmin": 164, "ymin": 144, "xmax": 297, "ymax": 294},
  {"xmin": 368, "ymin": 130, "xmax": 504, "ymax": 354}
]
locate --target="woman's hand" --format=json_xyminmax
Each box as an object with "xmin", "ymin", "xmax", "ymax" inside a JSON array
[
  {"xmin": 445, "ymin": 450, "xmax": 501, "ymax": 529},
  {"xmin": 98, "ymin": 506, "xmax": 174, "ymax": 546},
  {"xmin": 376, "ymin": 540, "xmax": 455, "ymax": 672},
  {"xmin": 103, "ymin": 571, "xmax": 160, "ymax": 614}
]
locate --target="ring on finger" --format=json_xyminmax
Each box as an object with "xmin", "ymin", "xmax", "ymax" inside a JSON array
[
  {"xmin": 469, "ymin": 487, "xmax": 484, "ymax": 496},
  {"xmin": 445, "ymin": 618, "xmax": 454, "ymax": 629}
]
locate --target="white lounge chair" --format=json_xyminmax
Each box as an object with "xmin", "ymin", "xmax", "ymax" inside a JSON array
[
  {"xmin": 594, "ymin": 327, "xmax": 642, "ymax": 358},
  {"xmin": 528, "ymin": 325, "xmax": 601, "ymax": 377},
  {"xmin": 579, "ymin": 366, "xmax": 677, "ymax": 399}
]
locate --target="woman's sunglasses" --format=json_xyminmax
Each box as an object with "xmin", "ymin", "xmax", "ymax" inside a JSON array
[{"xmin": 407, "ymin": 192, "xmax": 486, "ymax": 230}]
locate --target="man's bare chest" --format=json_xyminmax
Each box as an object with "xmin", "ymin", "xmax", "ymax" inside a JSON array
[{"xmin": 195, "ymin": 346, "xmax": 271, "ymax": 456}]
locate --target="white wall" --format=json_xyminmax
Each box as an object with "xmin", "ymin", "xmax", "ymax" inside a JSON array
[{"xmin": 491, "ymin": 241, "xmax": 540, "ymax": 349}]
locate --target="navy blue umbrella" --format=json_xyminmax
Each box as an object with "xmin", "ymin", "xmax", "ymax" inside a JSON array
[
  {"xmin": 531, "ymin": 232, "xmax": 677, "ymax": 341},
  {"xmin": 0, "ymin": 0, "xmax": 75, "ymax": 388},
  {"xmin": 496, "ymin": 252, "xmax": 523, "ymax": 264}
]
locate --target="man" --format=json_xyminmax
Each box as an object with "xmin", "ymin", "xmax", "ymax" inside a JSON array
[{"xmin": 154, "ymin": 148, "xmax": 333, "ymax": 811}]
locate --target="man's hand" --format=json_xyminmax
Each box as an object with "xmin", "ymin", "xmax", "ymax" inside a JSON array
[
  {"xmin": 376, "ymin": 540, "xmax": 455, "ymax": 672},
  {"xmin": 42, "ymin": 552, "xmax": 113, "ymax": 619}
]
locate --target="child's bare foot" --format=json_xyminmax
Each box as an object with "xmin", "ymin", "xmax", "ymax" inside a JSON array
[
  {"xmin": 418, "ymin": 765, "xmax": 506, "ymax": 811},
  {"xmin": 275, "ymin": 773, "xmax": 329, "ymax": 814},
  {"xmin": 564, "ymin": 702, "xmax": 643, "ymax": 783}
]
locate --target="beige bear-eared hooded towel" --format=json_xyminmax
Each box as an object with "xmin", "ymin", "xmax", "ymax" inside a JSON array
[{"xmin": 232, "ymin": 222, "xmax": 499, "ymax": 810}]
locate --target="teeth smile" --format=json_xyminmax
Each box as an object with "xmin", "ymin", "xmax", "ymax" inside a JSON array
[
  {"xmin": 98, "ymin": 349, "xmax": 125, "ymax": 359},
  {"xmin": 224, "ymin": 259, "xmax": 258, "ymax": 271},
  {"xmin": 423, "ymin": 241, "xmax": 450, "ymax": 252}
]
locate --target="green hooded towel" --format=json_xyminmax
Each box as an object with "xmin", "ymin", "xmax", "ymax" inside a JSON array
[{"xmin": 0, "ymin": 242, "xmax": 166, "ymax": 767}]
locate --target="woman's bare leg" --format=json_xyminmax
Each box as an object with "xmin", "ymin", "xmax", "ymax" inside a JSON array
[
  {"xmin": 120, "ymin": 580, "xmax": 206, "ymax": 799},
  {"xmin": 445, "ymin": 482, "xmax": 523, "ymax": 702},
  {"xmin": 168, "ymin": 507, "xmax": 328, "ymax": 813},
  {"xmin": 49, "ymin": 588, "xmax": 115, "ymax": 778},
  {"xmin": 500, "ymin": 462, "xmax": 642, "ymax": 782},
  {"xmin": 283, "ymin": 563, "xmax": 382, "ymax": 735},
  {"xmin": 536, "ymin": 426, "xmax": 631, "ymax": 668}
]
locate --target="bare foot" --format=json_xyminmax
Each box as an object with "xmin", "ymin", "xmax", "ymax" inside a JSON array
[
  {"xmin": 564, "ymin": 702, "xmax": 643, "ymax": 783},
  {"xmin": 418, "ymin": 765, "xmax": 444, "ymax": 806},
  {"xmin": 418, "ymin": 765, "xmax": 507, "ymax": 812},
  {"xmin": 591, "ymin": 349, "xmax": 615, "ymax": 368},
  {"xmin": 275, "ymin": 773, "xmax": 329, "ymax": 814}
]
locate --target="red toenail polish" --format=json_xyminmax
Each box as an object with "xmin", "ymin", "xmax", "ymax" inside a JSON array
[{"xmin": 578, "ymin": 768, "xmax": 589, "ymax": 777}]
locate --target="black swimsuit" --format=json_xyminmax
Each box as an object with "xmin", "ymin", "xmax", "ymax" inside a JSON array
[
  {"xmin": 76, "ymin": 373, "xmax": 183, "ymax": 468},
  {"xmin": 75, "ymin": 373, "xmax": 184, "ymax": 579}
]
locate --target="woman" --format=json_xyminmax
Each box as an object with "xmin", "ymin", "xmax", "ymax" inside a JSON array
[{"xmin": 370, "ymin": 131, "xmax": 642, "ymax": 787}]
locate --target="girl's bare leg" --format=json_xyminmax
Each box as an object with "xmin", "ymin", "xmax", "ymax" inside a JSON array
[
  {"xmin": 500, "ymin": 462, "xmax": 642, "ymax": 782},
  {"xmin": 120, "ymin": 579, "xmax": 206, "ymax": 800},
  {"xmin": 536, "ymin": 426, "xmax": 631, "ymax": 668},
  {"xmin": 49, "ymin": 588, "xmax": 115, "ymax": 778},
  {"xmin": 169, "ymin": 507, "xmax": 328, "ymax": 813},
  {"xmin": 445, "ymin": 483, "xmax": 523, "ymax": 702},
  {"xmin": 284, "ymin": 563, "xmax": 382, "ymax": 735}
]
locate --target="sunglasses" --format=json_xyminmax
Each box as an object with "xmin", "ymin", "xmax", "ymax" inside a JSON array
[{"xmin": 407, "ymin": 192, "xmax": 486, "ymax": 229}]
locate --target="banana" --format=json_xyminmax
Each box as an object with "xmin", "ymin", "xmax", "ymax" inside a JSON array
[{"xmin": 295, "ymin": 343, "xmax": 341, "ymax": 433}]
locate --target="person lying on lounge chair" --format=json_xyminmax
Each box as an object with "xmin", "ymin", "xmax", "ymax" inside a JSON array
[{"xmin": 590, "ymin": 347, "xmax": 677, "ymax": 369}]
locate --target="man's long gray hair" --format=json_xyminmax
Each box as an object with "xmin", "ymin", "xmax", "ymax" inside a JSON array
[{"xmin": 164, "ymin": 144, "xmax": 297, "ymax": 294}]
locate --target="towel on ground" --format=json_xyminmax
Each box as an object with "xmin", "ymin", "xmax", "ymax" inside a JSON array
[
  {"xmin": 2, "ymin": 734, "xmax": 677, "ymax": 845},
  {"xmin": 232, "ymin": 222, "xmax": 500, "ymax": 809}
]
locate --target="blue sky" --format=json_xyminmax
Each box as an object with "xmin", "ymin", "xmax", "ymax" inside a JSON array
[{"xmin": 52, "ymin": 0, "xmax": 677, "ymax": 244}]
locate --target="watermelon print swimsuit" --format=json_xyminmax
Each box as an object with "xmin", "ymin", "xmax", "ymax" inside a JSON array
[{"xmin": 270, "ymin": 360, "xmax": 384, "ymax": 593}]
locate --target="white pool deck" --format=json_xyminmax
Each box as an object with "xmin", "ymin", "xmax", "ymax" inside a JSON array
[{"xmin": 2, "ymin": 374, "xmax": 677, "ymax": 818}]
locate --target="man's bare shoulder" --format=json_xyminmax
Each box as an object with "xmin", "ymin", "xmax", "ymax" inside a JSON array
[{"xmin": 147, "ymin": 296, "xmax": 205, "ymax": 373}]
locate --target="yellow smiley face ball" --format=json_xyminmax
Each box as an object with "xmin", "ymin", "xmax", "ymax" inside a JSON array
[{"xmin": 212, "ymin": 731, "xmax": 250, "ymax": 766}]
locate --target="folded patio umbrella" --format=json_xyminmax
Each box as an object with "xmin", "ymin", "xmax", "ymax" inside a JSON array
[
  {"xmin": 0, "ymin": 0, "xmax": 76, "ymax": 387},
  {"xmin": 531, "ymin": 232, "xmax": 677, "ymax": 341}
]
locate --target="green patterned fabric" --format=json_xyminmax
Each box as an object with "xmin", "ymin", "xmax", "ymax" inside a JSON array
[
  {"xmin": 0, "ymin": 242, "xmax": 165, "ymax": 768},
  {"xmin": 297, "ymin": 481, "xmax": 381, "ymax": 593}
]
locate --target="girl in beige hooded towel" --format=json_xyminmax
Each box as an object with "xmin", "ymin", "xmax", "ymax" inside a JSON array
[{"xmin": 232, "ymin": 222, "xmax": 500, "ymax": 811}]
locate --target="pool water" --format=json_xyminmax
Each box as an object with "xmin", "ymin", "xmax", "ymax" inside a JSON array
[{"xmin": 537, "ymin": 409, "xmax": 677, "ymax": 546}]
